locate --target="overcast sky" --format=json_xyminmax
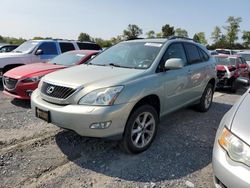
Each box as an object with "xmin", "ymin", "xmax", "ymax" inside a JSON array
[{"xmin": 1, "ymin": 0, "xmax": 250, "ymax": 44}]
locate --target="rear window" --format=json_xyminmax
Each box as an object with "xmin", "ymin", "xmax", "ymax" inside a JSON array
[
  {"xmin": 59, "ymin": 42, "xmax": 75, "ymax": 53},
  {"xmin": 77, "ymin": 42, "xmax": 102, "ymax": 50}
]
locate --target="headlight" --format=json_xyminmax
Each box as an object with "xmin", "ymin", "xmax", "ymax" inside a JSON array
[
  {"xmin": 21, "ymin": 76, "xmax": 43, "ymax": 83},
  {"xmin": 218, "ymin": 127, "xmax": 250, "ymax": 167},
  {"xmin": 78, "ymin": 86, "xmax": 124, "ymax": 106}
]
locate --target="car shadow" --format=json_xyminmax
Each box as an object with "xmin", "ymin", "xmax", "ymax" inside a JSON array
[
  {"xmin": 216, "ymin": 86, "xmax": 248, "ymax": 95},
  {"xmin": 11, "ymin": 99, "xmax": 31, "ymax": 109},
  {"xmin": 55, "ymin": 102, "xmax": 232, "ymax": 182}
]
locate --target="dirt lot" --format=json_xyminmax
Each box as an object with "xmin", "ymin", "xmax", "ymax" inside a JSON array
[{"xmin": 0, "ymin": 81, "xmax": 247, "ymax": 188}]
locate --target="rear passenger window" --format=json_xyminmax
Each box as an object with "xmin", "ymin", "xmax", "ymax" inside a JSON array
[
  {"xmin": 198, "ymin": 48, "xmax": 209, "ymax": 62},
  {"xmin": 77, "ymin": 42, "xmax": 102, "ymax": 50},
  {"xmin": 184, "ymin": 43, "xmax": 201, "ymax": 64},
  {"xmin": 59, "ymin": 42, "xmax": 75, "ymax": 53},
  {"xmin": 163, "ymin": 43, "xmax": 187, "ymax": 64},
  {"xmin": 37, "ymin": 42, "xmax": 58, "ymax": 55}
]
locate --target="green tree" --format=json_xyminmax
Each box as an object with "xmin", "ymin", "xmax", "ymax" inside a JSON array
[
  {"xmin": 224, "ymin": 16, "xmax": 242, "ymax": 47},
  {"xmin": 193, "ymin": 34, "xmax": 200, "ymax": 43},
  {"xmin": 78, "ymin": 32, "xmax": 92, "ymax": 42},
  {"xmin": 123, "ymin": 24, "xmax": 143, "ymax": 40},
  {"xmin": 0, "ymin": 35, "xmax": 4, "ymax": 43},
  {"xmin": 161, "ymin": 24, "xmax": 175, "ymax": 38},
  {"xmin": 156, "ymin": 32, "xmax": 162, "ymax": 38},
  {"xmin": 94, "ymin": 38, "xmax": 112, "ymax": 48},
  {"xmin": 110, "ymin": 35, "xmax": 123, "ymax": 45},
  {"xmin": 175, "ymin": 28, "xmax": 188, "ymax": 37},
  {"xmin": 193, "ymin": 32, "xmax": 207, "ymax": 45},
  {"xmin": 211, "ymin": 26, "xmax": 222, "ymax": 43},
  {"xmin": 242, "ymin": 31, "xmax": 250, "ymax": 48},
  {"xmin": 146, "ymin": 30, "xmax": 155, "ymax": 38}
]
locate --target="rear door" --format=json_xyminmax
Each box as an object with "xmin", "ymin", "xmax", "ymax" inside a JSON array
[
  {"xmin": 183, "ymin": 43, "xmax": 210, "ymax": 100},
  {"xmin": 158, "ymin": 42, "xmax": 192, "ymax": 114}
]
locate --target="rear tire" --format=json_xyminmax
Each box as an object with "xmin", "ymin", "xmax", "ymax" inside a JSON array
[
  {"xmin": 120, "ymin": 105, "xmax": 159, "ymax": 154},
  {"xmin": 230, "ymin": 79, "xmax": 238, "ymax": 93},
  {"xmin": 195, "ymin": 83, "xmax": 214, "ymax": 112}
]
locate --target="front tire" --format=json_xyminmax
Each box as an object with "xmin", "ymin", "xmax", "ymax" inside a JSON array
[
  {"xmin": 195, "ymin": 83, "xmax": 214, "ymax": 112},
  {"xmin": 120, "ymin": 105, "xmax": 159, "ymax": 154}
]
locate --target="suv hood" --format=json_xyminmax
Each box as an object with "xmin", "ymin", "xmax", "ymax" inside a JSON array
[
  {"xmin": 230, "ymin": 92, "xmax": 250, "ymax": 144},
  {"xmin": 42, "ymin": 64, "xmax": 146, "ymax": 89},
  {"xmin": 4, "ymin": 63, "xmax": 65, "ymax": 79}
]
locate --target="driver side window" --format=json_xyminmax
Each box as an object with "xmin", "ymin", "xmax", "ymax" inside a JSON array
[
  {"xmin": 37, "ymin": 42, "xmax": 58, "ymax": 55},
  {"xmin": 158, "ymin": 43, "xmax": 187, "ymax": 71}
]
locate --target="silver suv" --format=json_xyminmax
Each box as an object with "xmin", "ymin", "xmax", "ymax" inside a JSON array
[{"xmin": 31, "ymin": 37, "xmax": 217, "ymax": 153}]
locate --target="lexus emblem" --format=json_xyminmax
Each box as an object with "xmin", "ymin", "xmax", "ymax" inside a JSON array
[{"xmin": 46, "ymin": 86, "xmax": 55, "ymax": 94}]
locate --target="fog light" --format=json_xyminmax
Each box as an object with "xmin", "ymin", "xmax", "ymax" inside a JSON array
[{"xmin": 90, "ymin": 121, "xmax": 111, "ymax": 129}]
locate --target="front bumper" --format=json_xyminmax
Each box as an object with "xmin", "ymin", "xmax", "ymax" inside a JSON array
[
  {"xmin": 31, "ymin": 90, "xmax": 134, "ymax": 139},
  {"xmin": 212, "ymin": 141, "xmax": 250, "ymax": 188},
  {"xmin": 3, "ymin": 81, "xmax": 39, "ymax": 100}
]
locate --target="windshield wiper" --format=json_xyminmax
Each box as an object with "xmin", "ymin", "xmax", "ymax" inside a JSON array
[
  {"xmin": 108, "ymin": 63, "xmax": 121, "ymax": 67},
  {"xmin": 13, "ymin": 50, "xmax": 22, "ymax": 53}
]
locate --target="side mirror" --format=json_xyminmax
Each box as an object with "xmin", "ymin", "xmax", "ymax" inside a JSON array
[
  {"xmin": 35, "ymin": 49, "xmax": 43, "ymax": 55},
  {"xmin": 165, "ymin": 58, "xmax": 185, "ymax": 70}
]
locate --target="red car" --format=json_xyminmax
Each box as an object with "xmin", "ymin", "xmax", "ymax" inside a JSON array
[
  {"xmin": 3, "ymin": 50, "xmax": 99, "ymax": 99},
  {"xmin": 215, "ymin": 55, "xmax": 249, "ymax": 92}
]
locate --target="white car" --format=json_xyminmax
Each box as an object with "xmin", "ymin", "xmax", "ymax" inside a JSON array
[
  {"xmin": 237, "ymin": 51, "xmax": 250, "ymax": 66},
  {"xmin": 0, "ymin": 40, "xmax": 101, "ymax": 77}
]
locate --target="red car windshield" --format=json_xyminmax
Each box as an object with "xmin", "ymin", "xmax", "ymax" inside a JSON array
[{"xmin": 48, "ymin": 51, "xmax": 86, "ymax": 66}]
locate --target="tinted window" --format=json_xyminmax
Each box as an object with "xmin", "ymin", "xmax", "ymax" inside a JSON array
[
  {"xmin": 162, "ymin": 43, "xmax": 187, "ymax": 64},
  {"xmin": 198, "ymin": 48, "xmax": 209, "ymax": 62},
  {"xmin": 77, "ymin": 42, "xmax": 102, "ymax": 50},
  {"xmin": 184, "ymin": 43, "xmax": 201, "ymax": 64},
  {"xmin": 59, "ymin": 42, "xmax": 75, "ymax": 53},
  {"xmin": 38, "ymin": 42, "xmax": 58, "ymax": 55}
]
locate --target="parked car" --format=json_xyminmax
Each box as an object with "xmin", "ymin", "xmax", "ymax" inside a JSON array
[
  {"xmin": 0, "ymin": 39, "xmax": 102, "ymax": 77},
  {"xmin": 237, "ymin": 51, "xmax": 250, "ymax": 66},
  {"xmin": 31, "ymin": 37, "xmax": 217, "ymax": 153},
  {"xmin": 213, "ymin": 88, "xmax": 250, "ymax": 188},
  {"xmin": 215, "ymin": 55, "xmax": 249, "ymax": 92},
  {"xmin": 3, "ymin": 50, "xmax": 99, "ymax": 99},
  {"xmin": 215, "ymin": 49, "xmax": 237, "ymax": 55},
  {"xmin": 0, "ymin": 44, "xmax": 19, "ymax": 53}
]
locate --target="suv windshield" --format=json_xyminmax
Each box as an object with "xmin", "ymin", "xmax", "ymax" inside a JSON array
[
  {"xmin": 89, "ymin": 42, "xmax": 163, "ymax": 69},
  {"xmin": 215, "ymin": 57, "xmax": 236, "ymax": 66},
  {"xmin": 48, "ymin": 51, "xmax": 86, "ymax": 66},
  {"xmin": 13, "ymin": 41, "xmax": 38, "ymax": 53}
]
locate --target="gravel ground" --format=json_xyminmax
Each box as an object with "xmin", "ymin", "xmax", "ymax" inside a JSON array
[{"xmin": 0, "ymin": 81, "xmax": 248, "ymax": 188}]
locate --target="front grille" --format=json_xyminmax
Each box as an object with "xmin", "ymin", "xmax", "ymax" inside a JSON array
[
  {"xmin": 3, "ymin": 76, "xmax": 18, "ymax": 90},
  {"xmin": 41, "ymin": 82, "xmax": 76, "ymax": 99}
]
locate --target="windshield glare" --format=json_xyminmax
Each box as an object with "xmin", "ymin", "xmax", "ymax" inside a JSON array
[
  {"xmin": 48, "ymin": 52, "xmax": 86, "ymax": 66},
  {"xmin": 13, "ymin": 41, "xmax": 38, "ymax": 53},
  {"xmin": 89, "ymin": 42, "xmax": 163, "ymax": 69}
]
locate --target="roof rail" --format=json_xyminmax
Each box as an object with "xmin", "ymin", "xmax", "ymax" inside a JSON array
[
  {"xmin": 168, "ymin": 36, "xmax": 194, "ymax": 41},
  {"xmin": 126, "ymin": 37, "xmax": 144, "ymax": 41}
]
